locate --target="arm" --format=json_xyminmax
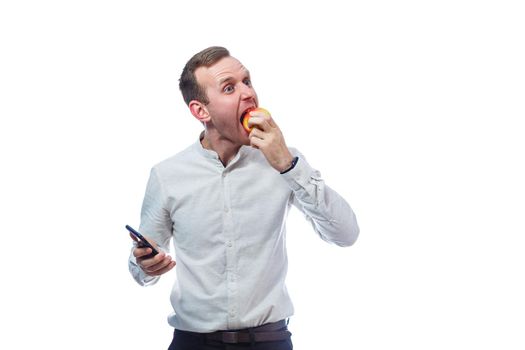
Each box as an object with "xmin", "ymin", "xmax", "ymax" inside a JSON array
[
  {"xmin": 283, "ymin": 153, "xmax": 360, "ymax": 246},
  {"xmin": 128, "ymin": 167, "xmax": 175, "ymax": 286},
  {"xmin": 248, "ymin": 111, "xmax": 359, "ymax": 246}
]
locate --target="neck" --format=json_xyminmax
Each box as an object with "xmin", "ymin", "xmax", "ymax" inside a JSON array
[{"xmin": 200, "ymin": 131, "xmax": 242, "ymax": 167}]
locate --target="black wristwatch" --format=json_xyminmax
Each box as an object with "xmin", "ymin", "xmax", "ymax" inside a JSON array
[{"xmin": 280, "ymin": 156, "xmax": 299, "ymax": 174}]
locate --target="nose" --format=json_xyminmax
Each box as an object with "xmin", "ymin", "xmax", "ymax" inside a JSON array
[{"xmin": 239, "ymin": 83, "xmax": 256, "ymax": 101}]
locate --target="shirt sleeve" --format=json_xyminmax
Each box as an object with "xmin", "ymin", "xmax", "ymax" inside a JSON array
[
  {"xmin": 128, "ymin": 167, "xmax": 173, "ymax": 286},
  {"xmin": 281, "ymin": 150, "xmax": 360, "ymax": 247}
]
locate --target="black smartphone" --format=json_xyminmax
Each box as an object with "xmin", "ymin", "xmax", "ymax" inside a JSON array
[{"xmin": 125, "ymin": 225, "xmax": 159, "ymax": 258}]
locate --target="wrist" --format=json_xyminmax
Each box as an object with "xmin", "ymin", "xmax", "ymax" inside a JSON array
[{"xmin": 280, "ymin": 156, "xmax": 299, "ymax": 174}]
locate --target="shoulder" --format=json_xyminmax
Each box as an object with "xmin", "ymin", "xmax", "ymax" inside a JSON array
[
  {"xmin": 153, "ymin": 143, "xmax": 197, "ymax": 171},
  {"xmin": 144, "ymin": 143, "xmax": 202, "ymax": 187}
]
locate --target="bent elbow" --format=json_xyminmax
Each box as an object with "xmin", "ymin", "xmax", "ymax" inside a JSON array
[{"xmin": 335, "ymin": 224, "xmax": 360, "ymax": 247}]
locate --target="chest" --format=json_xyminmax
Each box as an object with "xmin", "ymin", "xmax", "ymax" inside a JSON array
[{"xmin": 164, "ymin": 163, "xmax": 292, "ymax": 249}]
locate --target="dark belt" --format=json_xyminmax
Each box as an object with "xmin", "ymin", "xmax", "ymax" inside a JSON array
[{"xmin": 205, "ymin": 319, "xmax": 291, "ymax": 344}]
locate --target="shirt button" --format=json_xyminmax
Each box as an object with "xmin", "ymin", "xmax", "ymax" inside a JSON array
[
  {"xmin": 224, "ymin": 207, "xmax": 230, "ymax": 213},
  {"xmin": 227, "ymin": 241, "xmax": 233, "ymax": 247}
]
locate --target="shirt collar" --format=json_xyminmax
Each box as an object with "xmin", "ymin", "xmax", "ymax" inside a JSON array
[
  {"xmin": 193, "ymin": 131, "xmax": 250, "ymax": 164},
  {"xmin": 194, "ymin": 131, "xmax": 220, "ymax": 160}
]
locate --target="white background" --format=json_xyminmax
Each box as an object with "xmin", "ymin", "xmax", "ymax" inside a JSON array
[{"xmin": 1, "ymin": 1, "xmax": 524, "ymax": 349}]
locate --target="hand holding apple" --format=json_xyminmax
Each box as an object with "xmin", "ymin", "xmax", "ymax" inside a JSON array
[{"xmin": 242, "ymin": 107, "xmax": 294, "ymax": 173}]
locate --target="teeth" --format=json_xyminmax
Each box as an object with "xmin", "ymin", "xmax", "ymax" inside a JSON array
[
  {"xmin": 240, "ymin": 107, "xmax": 255, "ymax": 132},
  {"xmin": 240, "ymin": 107, "xmax": 254, "ymax": 121}
]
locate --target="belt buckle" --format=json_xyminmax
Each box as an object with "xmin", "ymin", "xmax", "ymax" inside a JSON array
[{"xmin": 222, "ymin": 331, "xmax": 239, "ymax": 343}]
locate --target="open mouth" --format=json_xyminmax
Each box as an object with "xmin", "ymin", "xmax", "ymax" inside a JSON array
[
  {"xmin": 240, "ymin": 107, "xmax": 256, "ymax": 132},
  {"xmin": 240, "ymin": 107, "xmax": 256, "ymax": 124}
]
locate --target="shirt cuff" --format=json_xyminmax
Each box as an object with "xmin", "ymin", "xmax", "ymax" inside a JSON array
[
  {"xmin": 280, "ymin": 155, "xmax": 317, "ymax": 191},
  {"xmin": 129, "ymin": 253, "xmax": 159, "ymax": 286}
]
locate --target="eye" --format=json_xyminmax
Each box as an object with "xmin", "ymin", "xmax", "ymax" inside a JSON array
[
  {"xmin": 243, "ymin": 78, "xmax": 252, "ymax": 87},
  {"xmin": 223, "ymin": 85, "xmax": 234, "ymax": 93}
]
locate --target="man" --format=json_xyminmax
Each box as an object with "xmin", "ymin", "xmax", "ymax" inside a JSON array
[{"xmin": 129, "ymin": 46, "xmax": 359, "ymax": 350}]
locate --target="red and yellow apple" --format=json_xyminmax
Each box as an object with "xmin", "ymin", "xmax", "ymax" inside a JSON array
[{"xmin": 240, "ymin": 107, "xmax": 271, "ymax": 132}]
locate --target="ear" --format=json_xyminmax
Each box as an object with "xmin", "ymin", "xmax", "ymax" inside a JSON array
[{"xmin": 189, "ymin": 100, "xmax": 211, "ymax": 124}]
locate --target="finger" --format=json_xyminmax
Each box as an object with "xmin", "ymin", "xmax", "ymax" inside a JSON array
[
  {"xmin": 144, "ymin": 255, "xmax": 173, "ymax": 273},
  {"xmin": 264, "ymin": 115, "xmax": 277, "ymax": 128},
  {"xmin": 144, "ymin": 252, "xmax": 171, "ymax": 267},
  {"xmin": 140, "ymin": 251, "xmax": 167, "ymax": 267},
  {"xmin": 133, "ymin": 247, "xmax": 153, "ymax": 258},
  {"xmin": 150, "ymin": 260, "xmax": 177, "ymax": 276},
  {"xmin": 250, "ymin": 127, "xmax": 279, "ymax": 146},
  {"xmin": 247, "ymin": 116, "xmax": 271, "ymax": 131},
  {"xmin": 250, "ymin": 109, "xmax": 272, "ymax": 120},
  {"xmin": 249, "ymin": 127, "xmax": 264, "ymax": 139},
  {"xmin": 250, "ymin": 110, "xmax": 276, "ymax": 128},
  {"xmin": 249, "ymin": 135, "xmax": 263, "ymax": 149}
]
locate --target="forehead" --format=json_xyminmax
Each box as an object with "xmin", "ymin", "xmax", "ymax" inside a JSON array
[{"xmin": 195, "ymin": 56, "xmax": 249, "ymax": 87}]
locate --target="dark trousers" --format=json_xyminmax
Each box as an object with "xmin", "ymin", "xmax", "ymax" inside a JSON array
[{"xmin": 168, "ymin": 326, "xmax": 293, "ymax": 350}]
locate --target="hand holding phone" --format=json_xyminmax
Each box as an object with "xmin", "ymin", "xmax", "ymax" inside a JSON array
[
  {"xmin": 126, "ymin": 225, "xmax": 176, "ymax": 276},
  {"xmin": 126, "ymin": 225, "xmax": 159, "ymax": 259}
]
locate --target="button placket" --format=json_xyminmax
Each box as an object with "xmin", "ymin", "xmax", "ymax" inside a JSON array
[{"xmin": 222, "ymin": 171, "xmax": 238, "ymax": 327}]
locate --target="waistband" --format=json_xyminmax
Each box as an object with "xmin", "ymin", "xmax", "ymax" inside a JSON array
[{"xmin": 176, "ymin": 320, "xmax": 291, "ymax": 344}]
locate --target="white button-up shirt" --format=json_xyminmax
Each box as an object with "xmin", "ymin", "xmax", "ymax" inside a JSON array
[{"xmin": 129, "ymin": 136, "xmax": 359, "ymax": 332}]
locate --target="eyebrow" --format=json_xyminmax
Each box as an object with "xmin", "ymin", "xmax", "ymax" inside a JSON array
[
  {"xmin": 218, "ymin": 76, "xmax": 234, "ymax": 86},
  {"xmin": 217, "ymin": 70, "xmax": 251, "ymax": 86}
]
